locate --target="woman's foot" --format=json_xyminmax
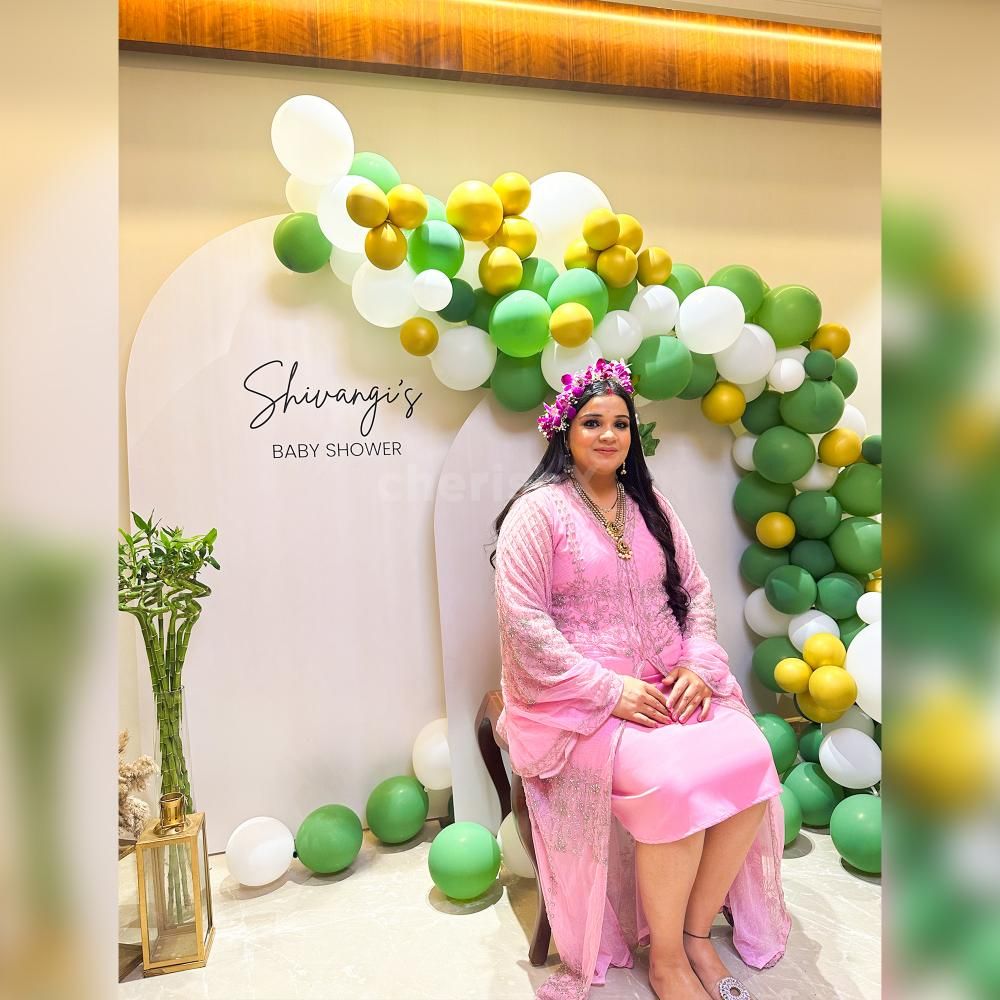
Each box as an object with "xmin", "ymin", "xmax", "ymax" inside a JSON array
[
  {"xmin": 648, "ymin": 953, "xmax": 714, "ymax": 1000},
  {"xmin": 682, "ymin": 931, "xmax": 744, "ymax": 998}
]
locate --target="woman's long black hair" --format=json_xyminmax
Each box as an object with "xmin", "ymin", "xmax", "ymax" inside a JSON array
[{"xmin": 490, "ymin": 379, "xmax": 691, "ymax": 633}]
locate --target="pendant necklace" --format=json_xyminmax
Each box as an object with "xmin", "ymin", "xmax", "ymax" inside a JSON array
[{"xmin": 569, "ymin": 474, "xmax": 633, "ymax": 561}]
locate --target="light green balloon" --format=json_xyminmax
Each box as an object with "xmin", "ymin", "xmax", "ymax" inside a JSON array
[
  {"xmin": 709, "ymin": 264, "xmax": 766, "ymax": 317},
  {"xmin": 630, "ymin": 335, "xmax": 693, "ymax": 400},
  {"xmin": 491, "ymin": 352, "xmax": 549, "ymax": 412},
  {"xmin": 273, "ymin": 213, "xmax": 332, "ymax": 273},
  {"xmin": 678, "ymin": 352, "xmax": 717, "ymax": 400},
  {"xmin": 349, "ymin": 152, "xmax": 401, "ymax": 193},
  {"xmin": 755, "ymin": 284, "xmax": 823, "ymax": 349},
  {"xmin": 428, "ymin": 822, "xmax": 501, "ymax": 901},
  {"xmin": 665, "ymin": 263, "xmax": 704, "ymax": 303},
  {"xmin": 488, "ymin": 290, "xmax": 551, "ymax": 358},
  {"xmin": 546, "ymin": 269, "xmax": 609, "ymax": 325},
  {"xmin": 519, "ymin": 258, "xmax": 558, "ymax": 298},
  {"xmin": 425, "ymin": 195, "xmax": 447, "ymax": 222},
  {"xmin": 408, "ymin": 221, "xmax": 465, "ymax": 277},
  {"xmin": 607, "ymin": 277, "xmax": 639, "ymax": 311}
]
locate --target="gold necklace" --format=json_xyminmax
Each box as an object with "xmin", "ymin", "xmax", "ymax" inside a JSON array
[{"xmin": 569, "ymin": 475, "xmax": 632, "ymax": 560}]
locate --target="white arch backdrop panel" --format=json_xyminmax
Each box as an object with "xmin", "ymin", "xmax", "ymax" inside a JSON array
[
  {"xmin": 126, "ymin": 216, "xmax": 476, "ymax": 851},
  {"xmin": 436, "ymin": 394, "xmax": 779, "ymax": 831}
]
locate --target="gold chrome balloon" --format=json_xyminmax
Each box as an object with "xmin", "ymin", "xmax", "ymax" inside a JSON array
[
  {"xmin": 364, "ymin": 221, "xmax": 408, "ymax": 270},
  {"xmin": 583, "ymin": 208, "xmax": 621, "ymax": 251},
  {"xmin": 755, "ymin": 512, "xmax": 795, "ymax": 549},
  {"xmin": 400, "ymin": 316, "xmax": 439, "ymax": 356},
  {"xmin": 387, "ymin": 184, "xmax": 428, "ymax": 230},
  {"xmin": 811, "ymin": 322, "xmax": 851, "ymax": 358},
  {"xmin": 479, "ymin": 246, "xmax": 523, "ymax": 296},
  {"xmin": 796, "ymin": 690, "xmax": 845, "ymax": 724},
  {"xmin": 492, "ymin": 172, "xmax": 531, "ymax": 216},
  {"xmin": 486, "ymin": 216, "xmax": 537, "ymax": 260},
  {"xmin": 775, "ymin": 657, "xmax": 812, "ymax": 695},
  {"xmin": 446, "ymin": 180, "xmax": 504, "ymax": 241},
  {"xmin": 564, "ymin": 239, "xmax": 599, "ymax": 271},
  {"xmin": 808, "ymin": 665, "xmax": 858, "ymax": 711},
  {"xmin": 549, "ymin": 302, "xmax": 594, "ymax": 348},
  {"xmin": 818, "ymin": 428, "xmax": 863, "ymax": 467},
  {"xmin": 802, "ymin": 632, "xmax": 846, "ymax": 668},
  {"xmin": 865, "ymin": 577, "xmax": 882, "ymax": 593},
  {"xmin": 346, "ymin": 181, "xmax": 389, "ymax": 228},
  {"xmin": 701, "ymin": 381, "xmax": 746, "ymax": 424},
  {"xmin": 616, "ymin": 214, "xmax": 644, "ymax": 253},
  {"xmin": 637, "ymin": 246, "xmax": 672, "ymax": 286},
  {"xmin": 597, "ymin": 245, "xmax": 638, "ymax": 288}
]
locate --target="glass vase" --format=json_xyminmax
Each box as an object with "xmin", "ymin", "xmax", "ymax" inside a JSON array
[{"xmin": 153, "ymin": 683, "xmax": 194, "ymax": 812}]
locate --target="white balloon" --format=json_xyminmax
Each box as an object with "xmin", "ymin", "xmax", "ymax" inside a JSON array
[
  {"xmin": 456, "ymin": 240, "xmax": 488, "ymax": 286},
  {"xmin": 317, "ymin": 174, "xmax": 369, "ymax": 252},
  {"xmin": 225, "ymin": 817, "xmax": 294, "ymax": 887},
  {"xmin": 732, "ymin": 434, "xmax": 757, "ymax": 471},
  {"xmin": 768, "ymin": 358, "xmax": 805, "ymax": 392},
  {"xmin": 541, "ymin": 338, "xmax": 603, "ymax": 393},
  {"xmin": 775, "ymin": 345, "xmax": 809, "ymax": 364},
  {"xmin": 845, "ymin": 621, "xmax": 881, "ymax": 722},
  {"xmin": 788, "ymin": 610, "xmax": 840, "ymax": 651},
  {"xmin": 522, "ymin": 172, "xmax": 611, "ymax": 270},
  {"xmin": 744, "ymin": 588, "xmax": 793, "ymax": 638},
  {"xmin": 329, "ymin": 247, "xmax": 364, "ymax": 285},
  {"xmin": 676, "ymin": 286, "xmax": 744, "ymax": 354},
  {"xmin": 794, "ymin": 461, "xmax": 840, "ymax": 492},
  {"xmin": 714, "ymin": 323, "xmax": 777, "ymax": 384},
  {"xmin": 271, "ymin": 95, "xmax": 354, "ymax": 186},
  {"xmin": 497, "ymin": 813, "xmax": 536, "ymax": 879},
  {"xmin": 430, "ymin": 326, "xmax": 497, "ymax": 391},
  {"xmin": 413, "ymin": 269, "xmax": 453, "ymax": 312},
  {"xmin": 595, "ymin": 310, "xmax": 643, "ymax": 360},
  {"xmin": 818, "ymin": 729, "xmax": 882, "ymax": 789},
  {"xmin": 352, "ymin": 260, "xmax": 418, "ymax": 328},
  {"xmin": 285, "ymin": 175, "xmax": 327, "ymax": 214},
  {"xmin": 412, "ymin": 718, "xmax": 452, "ymax": 791},
  {"xmin": 856, "ymin": 591, "xmax": 882, "ymax": 624},
  {"xmin": 837, "ymin": 403, "xmax": 868, "ymax": 438},
  {"xmin": 821, "ymin": 705, "xmax": 876, "ymax": 739},
  {"xmin": 629, "ymin": 286, "xmax": 679, "ymax": 339},
  {"xmin": 737, "ymin": 377, "xmax": 767, "ymax": 402}
]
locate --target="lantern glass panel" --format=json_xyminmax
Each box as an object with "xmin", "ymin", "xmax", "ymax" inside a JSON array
[{"xmin": 142, "ymin": 840, "xmax": 198, "ymax": 965}]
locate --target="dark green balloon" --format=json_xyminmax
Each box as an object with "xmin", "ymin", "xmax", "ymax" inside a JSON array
[
  {"xmin": 741, "ymin": 390, "xmax": 784, "ymax": 434},
  {"xmin": 832, "ymin": 356, "xmax": 859, "ymax": 398},
  {"xmin": 740, "ymin": 542, "xmax": 790, "ymax": 587},
  {"xmin": 874, "ymin": 723, "xmax": 881, "ymax": 748},
  {"xmin": 752, "ymin": 636, "xmax": 799, "ymax": 692},
  {"xmin": 788, "ymin": 490, "xmax": 843, "ymax": 539},
  {"xmin": 832, "ymin": 463, "xmax": 882, "ymax": 516},
  {"xmin": 816, "ymin": 572, "xmax": 864, "ymax": 620},
  {"xmin": 829, "ymin": 517, "xmax": 882, "ymax": 575},
  {"xmin": 764, "ymin": 565, "xmax": 818, "ymax": 615},
  {"xmin": 607, "ymin": 277, "xmax": 639, "ymax": 311},
  {"xmin": 438, "ymin": 278, "xmax": 475, "ymax": 323},
  {"xmin": 366, "ymin": 776, "xmax": 429, "ymax": 844},
  {"xmin": 518, "ymin": 257, "xmax": 558, "ymax": 298},
  {"xmin": 779, "ymin": 380, "xmax": 846, "ymax": 433},
  {"xmin": 804, "ymin": 349, "xmax": 836, "ymax": 381},
  {"xmin": 491, "ymin": 352, "xmax": 550, "ymax": 411},
  {"xmin": 755, "ymin": 713, "xmax": 798, "ymax": 772},
  {"xmin": 755, "ymin": 284, "xmax": 822, "ymax": 349},
  {"xmin": 838, "ymin": 614, "xmax": 867, "ymax": 648},
  {"xmin": 547, "ymin": 269, "xmax": 609, "ymax": 325},
  {"xmin": 630, "ymin": 335, "xmax": 693, "ymax": 400},
  {"xmin": 678, "ymin": 352, "xmax": 717, "ymax": 400},
  {"xmin": 273, "ymin": 213, "xmax": 332, "ymax": 273},
  {"xmin": 783, "ymin": 762, "xmax": 844, "ymax": 826},
  {"xmin": 798, "ymin": 724, "xmax": 822, "ymax": 763},
  {"xmin": 470, "ymin": 288, "xmax": 499, "ymax": 332},
  {"xmin": 349, "ymin": 151, "xmax": 401, "ymax": 193},
  {"xmin": 408, "ymin": 220, "xmax": 465, "ymax": 277},
  {"xmin": 295, "ymin": 804, "xmax": 363, "ymax": 874},
  {"xmin": 665, "ymin": 263, "xmax": 704, "ymax": 304},
  {"xmin": 428, "ymin": 822, "xmax": 501, "ymax": 901},
  {"xmin": 791, "ymin": 539, "xmax": 836, "ymax": 580},
  {"xmin": 733, "ymin": 472, "xmax": 796, "ymax": 524},
  {"xmin": 780, "ymin": 785, "xmax": 803, "ymax": 845},
  {"xmin": 830, "ymin": 796, "xmax": 881, "ymax": 874},
  {"xmin": 708, "ymin": 264, "xmax": 765, "ymax": 317},
  {"xmin": 753, "ymin": 426, "xmax": 816, "ymax": 484},
  {"xmin": 862, "ymin": 434, "xmax": 882, "ymax": 465},
  {"xmin": 489, "ymin": 290, "xmax": 551, "ymax": 358}
]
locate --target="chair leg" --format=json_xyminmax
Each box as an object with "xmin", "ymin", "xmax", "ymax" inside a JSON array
[
  {"xmin": 474, "ymin": 696, "xmax": 511, "ymax": 818},
  {"xmin": 512, "ymin": 772, "xmax": 552, "ymax": 966}
]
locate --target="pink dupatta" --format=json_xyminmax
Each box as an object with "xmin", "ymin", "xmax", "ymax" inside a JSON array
[{"xmin": 495, "ymin": 480, "xmax": 790, "ymax": 1000}]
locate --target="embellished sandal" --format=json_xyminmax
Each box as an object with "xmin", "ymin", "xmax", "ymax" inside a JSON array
[{"xmin": 682, "ymin": 930, "xmax": 756, "ymax": 1000}]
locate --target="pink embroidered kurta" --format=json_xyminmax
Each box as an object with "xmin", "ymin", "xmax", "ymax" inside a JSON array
[{"xmin": 495, "ymin": 479, "xmax": 791, "ymax": 1000}]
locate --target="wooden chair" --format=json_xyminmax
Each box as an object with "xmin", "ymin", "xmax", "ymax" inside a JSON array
[{"xmin": 475, "ymin": 689, "xmax": 552, "ymax": 966}]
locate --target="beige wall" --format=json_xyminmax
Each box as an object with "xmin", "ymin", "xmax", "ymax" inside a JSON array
[{"xmin": 119, "ymin": 52, "xmax": 881, "ymax": 736}]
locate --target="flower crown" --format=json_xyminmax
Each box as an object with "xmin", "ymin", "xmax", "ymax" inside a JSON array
[{"xmin": 537, "ymin": 358, "xmax": 635, "ymax": 440}]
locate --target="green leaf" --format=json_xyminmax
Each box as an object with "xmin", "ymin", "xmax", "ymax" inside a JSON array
[
  {"xmin": 638, "ymin": 420, "xmax": 660, "ymax": 457},
  {"xmin": 132, "ymin": 511, "xmax": 149, "ymax": 533},
  {"xmin": 203, "ymin": 528, "xmax": 217, "ymax": 547}
]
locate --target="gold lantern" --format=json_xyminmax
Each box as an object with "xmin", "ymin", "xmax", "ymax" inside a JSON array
[{"xmin": 136, "ymin": 793, "xmax": 214, "ymax": 976}]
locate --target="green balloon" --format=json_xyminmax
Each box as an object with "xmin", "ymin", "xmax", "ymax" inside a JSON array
[
  {"xmin": 752, "ymin": 636, "xmax": 799, "ymax": 692},
  {"xmin": 804, "ymin": 349, "xmax": 836, "ymax": 381},
  {"xmin": 489, "ymin": 291, "xmax": 552, "ymax": 358},
  {"xmin": 678, "ymin": 352, "xmax": 717, "ymax": 399},
  {"xmin": 295, "ymin": 804, "xmax": 363, "ymax": 874},
  {"xmin": 755, "ymin": 284, "xmax": 822, "ymax": 349},
  {"xmin": 366, "ymin": 776, "xmax": 429, "ymax": 844},
  {"xmin": 829, "ymin": 517, "xmax": 881, "ymax": 576},
  {"xmin": 798, "ymin": 724, "xmax": 822, "ymax": 763},
  {"xmin": 709, "ymin": 264, "xmax": 765, "ymax": 317},
  {"xmin": 753, "ymin": 426, "xmax": 816, "ymax": 484},
  {"xmin": 780, "ymin": 786, "xmax": 803, "ymax": 846},
  {"xmin": 783, "ymin": 762, "xmax": 844, "ymax": 826},
  {"xmin": 755, "ymin": 713, "xmax": 798, "ymax": 772},
  {"xmin": 607, "ymin": 277, "xmax": 639, "ymax": 311},
  {"xmin": 832, "ymin": 356, "xmax": 859, "ymax": 398},
  {"xmin": 764, "ymin": 565, "xmax": 818, "ymax": 615},
  {"xmin": 838, "ymin": 614, "xmax": 867, "ymax": 648},
  {"xmin": 425, "ymin": 195, "xmax": 447, "ymax": 222},
  {"xmin": 816, "ymin": 572, "xmax": 864, "ymax": 620},
  {"xmin": 832, "ymin": 464, "xmax": 882, "ymax": 516},
  {"xmin": 519, "ymin": 258, "xmax": 558, "ymax": 298},
  {"xmin": 665, "ymin": 263, "xmax": 704, "ymax": 304},
  {"xmin": 960, "ymin": 914, "xmax": 1000, "ymax": 996},
  {"xmin": 741, "ymin": 390, "xmax": 783, "ymax": 434},
  {"xmin": 791, "ymin": 539, "xmax": 836, "ymax": 580},
  {"xmin": 428, "ymin": 822, "xmax": 501, "ymax": 901},
  {"xmin": 788, "ymin": 490, "xmax": 843, "ymax": 539},
  {"xmin": 779, "ymin": 380, "xmax": 846, "ymax": 433},
  {"xmin": 273, "ymin": 213, "xmax": 332, "ymax": 273},
  {"xmin": 547, "ymin": 269, "xmax": 609, "ymax": 325},
  {"xmin": 491, "ymin": 352, "xmax": 549, "ymax": 411},
  {"xmin": 630, "ymin": 336, "xmax": 693, "ymax": 400},
  {"xmin": 861, "ymin": 434, "xmax": 882, "ymax": 465},
  {"xmin": 470, "ymin": 288, "xmax": 498, "ymax": 332},
  {"xmin": 438, "ymin": 278, "xmax": 475, "ymax": 323},
  {"xmin": 349, "ymin": 152, "xmax": 401, "ymax": 193},
  {"xmin": 408, "ymin": 220, "xmax": 465, "ymax": 277},
  {"xmin": 733, "ymin": 472, "xmax": 796, "ymax": 524},
  {"xmin": 740, "ymin": 542, "xmax": 790, "ymax": 587},
  {"xmin": 830, "ymin": 796, "xmax": 881, "ymax": 873}
]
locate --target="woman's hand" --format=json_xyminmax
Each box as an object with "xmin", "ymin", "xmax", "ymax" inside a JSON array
[
  {"xmin": 612, "ymin": 675, "xmax": 672, "ymax": 727},
  {"xmin": 663, "ymin": 667, "xmax": 712, "ymax": 722}
]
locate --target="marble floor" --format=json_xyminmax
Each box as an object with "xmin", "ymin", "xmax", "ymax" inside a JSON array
[{"xmin": 120, "ymin": 823, "xmax": 880, "ymax": 999}]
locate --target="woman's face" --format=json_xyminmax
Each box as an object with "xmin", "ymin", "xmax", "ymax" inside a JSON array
[{"xmin": 567, "ymin": 392, "xmax": 631, "ymax": 481}]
